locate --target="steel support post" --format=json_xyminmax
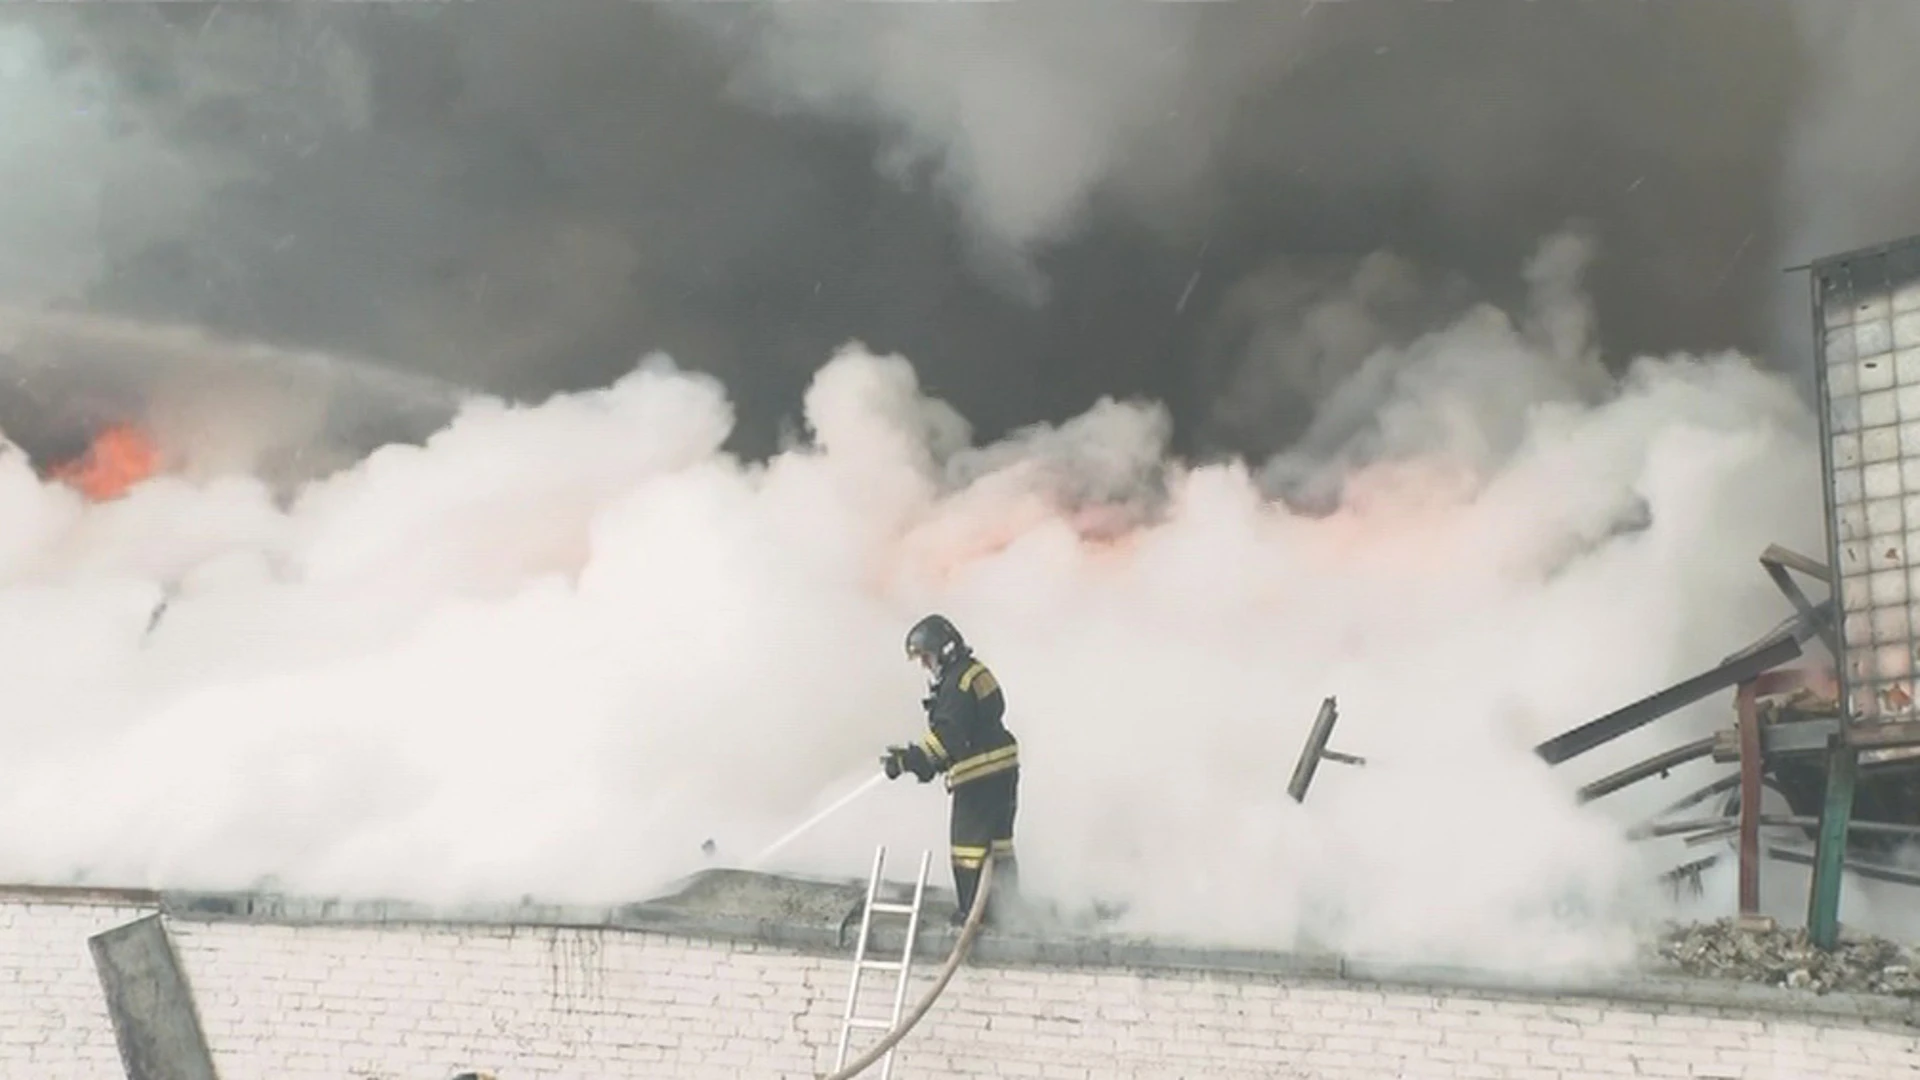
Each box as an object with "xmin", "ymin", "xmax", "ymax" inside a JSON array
[
  {"xmin": 1806, "ymin": 735, "xmax": 1859, "ymax": 950},
  {"xmin": 1735, "ymin": 680, "xmax": 1763, "ymax": 917}
]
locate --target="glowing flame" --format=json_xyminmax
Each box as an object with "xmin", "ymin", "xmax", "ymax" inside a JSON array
[
  {"xmin": 50, "ymin": 424, "xmax": 162, "ymax": 502},
  {"xmin": 896, "ymin": 485, "xmax": 1149, "ymax": 590}
]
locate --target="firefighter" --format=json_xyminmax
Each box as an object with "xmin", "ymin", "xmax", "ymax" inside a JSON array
[{"xmin": 881, "ymin": 614, "xmax": 1021, "ymax": 927}]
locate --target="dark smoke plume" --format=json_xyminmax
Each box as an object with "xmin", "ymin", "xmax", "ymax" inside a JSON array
[
  {"xmin": 1, "ymin": 1, "xmax": 1916, "ymax": 463},
  {"xmin": 1, "ymin": 0, "xmax": 1912, "ymax": 953}
]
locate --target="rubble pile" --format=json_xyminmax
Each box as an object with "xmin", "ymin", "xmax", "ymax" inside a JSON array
[{"xmin": 1649, "ymin": 918, "xmax": 1920, "ymax": 996}]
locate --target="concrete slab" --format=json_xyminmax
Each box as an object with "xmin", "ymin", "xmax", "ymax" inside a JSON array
[{"xmin": 88, "ymin": 914, "xmax": 218, "ymax": 1080}]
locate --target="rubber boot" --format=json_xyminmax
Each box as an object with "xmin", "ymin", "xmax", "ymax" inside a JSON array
[{"xmin": 950, "ymin": 863, "xmax": 980, "ymax": 927}]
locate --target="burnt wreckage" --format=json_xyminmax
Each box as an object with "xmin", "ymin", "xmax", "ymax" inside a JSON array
[
  {"xmin": 1290, "ymin": 536, "xmax": 1920, "ymax": 943},
  {"xmin": 1293, "ymin": 232, "xmax": 1920, "ymax": 949},
  {"xmin": 1542, "ymin": 545, "xmax": 1920, "ymax": 884}
]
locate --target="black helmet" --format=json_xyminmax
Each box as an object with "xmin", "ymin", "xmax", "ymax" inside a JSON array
[{"xmin": 905, "ymin": 614, "xmax": 965, "ymax": 672}]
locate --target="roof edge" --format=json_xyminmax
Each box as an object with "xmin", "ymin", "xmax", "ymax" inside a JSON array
[
  {"xmin": 7, "ymin": 880, "xmax": 1914, "ymax": 1027},
  {"xmin": 0, "ymin": 883, "xmax": 162, "ymax": 906}
]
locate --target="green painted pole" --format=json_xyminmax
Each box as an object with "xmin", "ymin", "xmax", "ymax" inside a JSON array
[{"xmin": 1807, "ymin": 735, "xmax": 1859, "ymax": 950}]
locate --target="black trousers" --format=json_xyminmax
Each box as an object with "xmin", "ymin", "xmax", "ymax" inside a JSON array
[{"xmin": 948, "ymin": 768, "xmax": 1019, "ymax": 923}]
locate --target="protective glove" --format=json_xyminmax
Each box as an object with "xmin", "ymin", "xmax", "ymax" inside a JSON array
[
  {"xmin": 881, "ymin": 745, "xmax": 909, "ymax": 780},
  {"xmin": 903, "ymin": 744, "xmax": 938, "ymax": 784}
]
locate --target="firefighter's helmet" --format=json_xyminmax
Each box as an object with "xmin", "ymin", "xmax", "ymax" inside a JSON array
[{"xmin": 905, "ymin": 614, "xmax": 965, "ymax": 673}]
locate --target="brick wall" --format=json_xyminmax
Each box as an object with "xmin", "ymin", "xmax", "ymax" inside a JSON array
[
  {"xmin": 0, "ymin": 891, "xmax": 158, "ymax": 1080},
  {"xmin": 8, "ymin": 894, "xmax": 1920, "ymax": 1080}
]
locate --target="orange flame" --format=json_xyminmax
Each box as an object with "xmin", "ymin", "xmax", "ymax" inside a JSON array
[{"xmin": 50, "ymin": 424, "xmax": 162, "ymax": 502}]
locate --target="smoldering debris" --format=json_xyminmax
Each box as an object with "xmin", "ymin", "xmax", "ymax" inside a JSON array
[{"xmin": 1649, "ymin": 918, "xmax": 1920, "ymax": 996}]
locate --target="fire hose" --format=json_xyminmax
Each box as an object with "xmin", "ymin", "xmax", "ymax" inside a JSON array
[{"xmin": 817, "ymin": 854, "xmax": 996, "ymax": 1080}]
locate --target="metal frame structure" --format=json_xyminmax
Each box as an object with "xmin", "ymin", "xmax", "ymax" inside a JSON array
[
  {"xmin": 1287, "ymin": 546, "xmax": 1859, "ymax": 923},
  {"xmin": 1505, "ymin": 539, "xmax": 1920, "ymax": 946},
  {"xmin": 1534, "ymin": 553, "xmax": 1831, "ymax": 772},
  {"xmin": 1812, "ymin": 235, "xmax": 1920, "ymax": 725},
  {"xmin": 1540, "ymin": 547, "xmax": 1833, "ymax": 913},
  {"xmin": 1807, "ymin": 233, "xmax": 1920, "ymax": 946}
]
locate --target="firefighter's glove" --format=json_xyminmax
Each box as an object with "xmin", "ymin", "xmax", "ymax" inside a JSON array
[
  {"xmin": 903, "ymin": 744, "xmax": 938, "ymax": 784},
  {"xmin": 882, "ymin": 746, "xmax": 909, "ymax": 781}
]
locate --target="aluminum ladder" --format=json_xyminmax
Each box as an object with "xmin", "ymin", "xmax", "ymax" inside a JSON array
[{"xmin": 830, "ymin": 846, "xmax": 933, "ymax": 1079}]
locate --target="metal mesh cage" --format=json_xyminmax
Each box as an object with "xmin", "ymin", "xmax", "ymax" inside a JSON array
[{"xmin": 1814, "ymin": 235, "xmax": 1920, "ymax": 722}]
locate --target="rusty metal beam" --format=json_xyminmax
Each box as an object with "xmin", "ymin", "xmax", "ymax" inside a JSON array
[
  {"xmin": 1630, "ymin": 816, "xmax": 1739, "ymax": 840},
  {"xmin": 1651, "ymin": 773, "xmax": 1741, "ymax": 819},
  {"xmin": 1654, "ymin": 829, "xmax": 1920, "ymax": 896},
  {"xmin": 1685, "ymin": 823, "xmax": 1741, "ymax": 847},
  {"xmin": 1534, "ymin": 618, "xmax": 1817, "ymax": 765},
  {"xmin": 1768, "ymin": 815, "xmax": 1920, "ymax": 840},
  {"xmin": 1632, "ymin": 812, "xmax": 1920, "ymax": 844},
  {"xmin": 1575, "ymin": 737, "xmax": 1716, "ymax": 804},
  {"xmin": 1772, "ymin": 843, "xmax": 1920, "ymax": 890},
  {"xmin": 1538, "ymin": 587, "xmax": 1834, "ymax": 767}
]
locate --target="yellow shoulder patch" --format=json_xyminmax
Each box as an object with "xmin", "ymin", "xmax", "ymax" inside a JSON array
[{"xmin": 961, "ymin": 662, "xmax": 998, "ymax": 698}]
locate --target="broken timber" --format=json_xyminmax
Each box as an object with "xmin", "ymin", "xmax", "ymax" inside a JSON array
[
  {"xmin": 1551, "ymin": 542, "xmax": 1920, "ymax": 939},
  {"xmin": 1533, "ymin": 602, "xmax": 1829, "ymax": 766},
  {"xmin": 1536, "ymin": 544, "xmax": 1836, "ymax": 769}
]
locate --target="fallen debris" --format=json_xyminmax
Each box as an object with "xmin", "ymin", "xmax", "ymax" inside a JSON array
[{"xmin": 1647, "ymin": 918, "xmax": 1920, "ymax": 996}]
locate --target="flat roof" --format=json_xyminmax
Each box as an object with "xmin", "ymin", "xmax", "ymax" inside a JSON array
[{"xmin": 9, "ymin": 871, "xmax": 1915, "ymax": 1028}]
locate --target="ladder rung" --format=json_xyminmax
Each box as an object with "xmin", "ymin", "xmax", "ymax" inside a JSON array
[{"xmin": 833, "ymin": 849, "xmax": 933, "ymax": 1076}]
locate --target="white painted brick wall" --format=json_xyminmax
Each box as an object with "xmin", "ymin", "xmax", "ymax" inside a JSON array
[
  {"xmin": 9, "ymin": 895, "xmax": 1920, "ymax": 1080},
  {"xmin": 0, "ymin": 893, "xmax": 158, "ymax": 1080},
  {"xmin": 167, "ymin": 920, "xmax": 1920, "ymax": 1080}
]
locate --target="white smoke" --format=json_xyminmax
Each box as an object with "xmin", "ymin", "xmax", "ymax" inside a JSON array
[
  {"xmin": 0, "ymin": 233, "xmax": 1832, "ymax": 974},
  {"xmin": 1259, "ymin": 230, "xmax": 1615, "ymax": 506}
]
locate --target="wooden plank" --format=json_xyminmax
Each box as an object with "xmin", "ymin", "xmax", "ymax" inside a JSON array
[{"xmin": 1759, "ymin": 543, "xmax": 1833, "ymax": 583}]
